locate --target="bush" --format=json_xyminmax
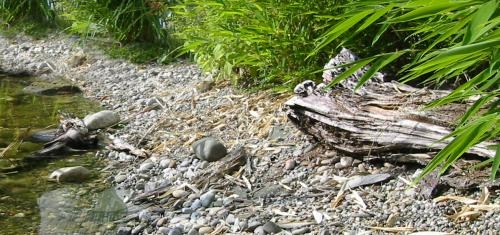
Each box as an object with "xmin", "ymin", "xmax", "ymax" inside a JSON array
[
  {"xmin": 171, "ymin": 0, "xmax": 341, "ymax": 89},
  {"xmin": 0, "ymin": 0, "xmax": 55, "ymax": 24}
]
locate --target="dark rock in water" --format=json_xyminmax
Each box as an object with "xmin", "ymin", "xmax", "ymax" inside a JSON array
[
  {"xmin": 23, "ymin": 77, "xmax": 81, "ymax": 95},
  {"xmin": 192, "ymin": 137, "xmax": 227, "ymax": 162},
  {"xmin": 29, "ymin": 129, "xmax": 58, "ymax": 143}
]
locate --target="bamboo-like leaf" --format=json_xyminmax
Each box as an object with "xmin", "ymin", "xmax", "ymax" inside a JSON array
[
  {"xmin": 355, "ymin": 4, "xmax": 394, "ymax": 33},
  {"xmin": 310, "ymin": 9, "xmax": 374, "ymax": 56},
  {"xmin": 458, "ymin": 93, "xmax": 497, "ymax": 126},
  {"xmin": 354, "ymin": 51, "xmax": 406, "ymax": 90},
  {"xmin": 434, "ymin": 39, "xmax": 500, "ymax": 58},
  {"xmin": 326, "ymin": 57, "xmax": 376, "ymax": 88},
  {"xmin": 492, "ymin": 144, "xmax": 500, "ymax": 180},
  {"xmin": 463, "ymin": 0, "xmax": 497, "ymax": 44},
  {"xmin": 388, "ymin": 2, "xmax": 464, "ymax": 23}
]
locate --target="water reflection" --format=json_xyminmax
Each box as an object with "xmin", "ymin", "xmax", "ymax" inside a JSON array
[{"xmin": 38, "ymin": 187, "xmax": 126, "ymax": 234}]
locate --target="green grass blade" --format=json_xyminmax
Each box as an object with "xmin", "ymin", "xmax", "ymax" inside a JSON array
[
  {"xmin": 463, "ymin": 0, "xmax": 497, "ymax": 44},
  {"xmin": 492, "ymin": 144, "xmax": 500, "ymax": 180},
  {"xmin": 389, "ymin": 2, "xmax": 464, "ymax": 23},
  {"xmin": 325, "ymin": 57, "xmax": 376, "ymax": 88},
  {"xmin": 354, "ymin": 51, "xmax": 406, "ymax": 90}
]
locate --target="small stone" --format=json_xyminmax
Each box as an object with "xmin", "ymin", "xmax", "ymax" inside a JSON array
[
  {"xmin": 190, "ymin": 199, "xmax": 202, "ymax": 210},
  {"xmin": 198, "ymin": 226, "xmax": 213, "ymax": 234},
  {"xmin": 169, "ymin": 227, "xmax": 183, "ymax": 235},
  {"xmin": 284, "ymin": 159, "xmax": 296, "ymax": 170},
  {"xmin": 160, "ymin": 158, "xmax": 173, "ymax": 168},
  {"xmin": 192, "ymin": 137, "xmax": 227, "ymax": 162},
  {"xmin": 226, "ymin": 214, "xmax": 236, "ymax": 224},
  {"xmin": 340, "ymin": 157, "xmax": 353, "ymax": 167},
  {"xmin": 114, "ymin": 174, "xmax": 127, "ymax": 183},
  {"xmin": 117, "ymin": 227, "xmax": 132, "ymax": 235},
  {"xmin": 200, "ymin": 190, "xmax": 216, "ymax": 207},
  {"xmin": 158, "ymin": 227, "xmax": 170, "ymax": 235},
  {"xmin": 263, "ymin": 221, "xmax": 282, "ymax": 234},
  {"xmin": 138, "ymin": 209, "xmax": 151, "ymax": 222},
  {"xmin": 48, "ymin": 166, "xmax": 91, "ymax": 183},
  {"xmin": 181, "ymin": 208, "xmax": 193, "ymax": 214},
  {"xmin": 83, "ymin": 110, "xmax": 120, "ymax": 130},
  {"xmin": 254, "ymin": 226, "xmax": 266, "ymax": 235},
  {"xmin": 138, "ymin": 162, "xmax": 154, "ymax": 172},
  {"xmin": 172, "ymin": 189, "xmax": 189, "ymax": 198},
  {"xmin": 187, "ymin": 228, "xmax": 199, "ymax": 235},
  {"xmin": 157, "ymin": 217, "xmax": 168, "ymax": 226}
]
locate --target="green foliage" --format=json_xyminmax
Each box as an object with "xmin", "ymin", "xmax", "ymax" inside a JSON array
[
  {"xmin": 310, "ymin": 0, "xmax": 499, "ymax": 181},
  {"xmin": 0, "ymin": 0, "xmax": 55, "ymax": 24},
  {"xmin": 171, "ymin": 0, "xmax": 341, "ymax": 88}
]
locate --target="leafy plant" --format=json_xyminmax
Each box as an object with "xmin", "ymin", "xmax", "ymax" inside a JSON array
[
  {"xmin": 171, "ymin": 0, "xmax": 340, "ymax": 88},
  {"xmin": 309, "ymin": 0, "xmax": 499, "ymax": 181},
  {"xmin": 0, "ymin": 0, "xmax": 55, "ymax": 24}
]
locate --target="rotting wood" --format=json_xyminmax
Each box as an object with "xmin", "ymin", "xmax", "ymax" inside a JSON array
[{"xmin": 285, "ymin": 49, "xmax": 496, "ymax": 162}]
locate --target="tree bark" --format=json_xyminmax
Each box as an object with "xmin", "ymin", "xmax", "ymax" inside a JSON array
[{"xmin": 285, "ymin": 56, "xmax": 495, "ymax": 162}]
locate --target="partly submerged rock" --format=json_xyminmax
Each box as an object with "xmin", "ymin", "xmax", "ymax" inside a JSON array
[
  {"xmin": 48, "ymin": 166, "xmax": 91, "ymax": 183},
  {"xmin": 29, "ymin": 129, "xmax": 58, "ymax": 143},
  {"xmin": 83, "ymin": 110, "xmax": 120, "ymax": 131},
  {"xmin": 23, "ymin": 76, "xmax": 81, "ymax": 95},
  {"xmin": 192, "ymin": 137, "xmax": 227, "ymax": 162}
]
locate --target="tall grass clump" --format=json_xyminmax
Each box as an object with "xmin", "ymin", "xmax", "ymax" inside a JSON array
[
  {"xmin": 309, "ymin": 0, "xmax": 499, "ymax": 181},
  {"xmin": 0, "ymin": 0, "xmax": 55, "ymax": 24},
  {"xmin": 171, "ymin": 0, "xmax": 341, "ymax": 89}
]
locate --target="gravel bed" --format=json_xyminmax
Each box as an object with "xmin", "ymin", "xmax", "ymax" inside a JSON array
[{"xmin": 1, "ymin": 33, "xmax": 498, "ymax": 235}]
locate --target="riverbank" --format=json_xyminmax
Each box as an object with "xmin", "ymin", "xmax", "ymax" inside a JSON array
[{"xmin": 1, "ymin": 33, "xmax": 498, "ymax": 234}]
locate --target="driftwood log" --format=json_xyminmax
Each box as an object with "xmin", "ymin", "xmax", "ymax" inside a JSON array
[{"xmin": 285, "ymin": 49, "xmax": 496, "ymax": 162}]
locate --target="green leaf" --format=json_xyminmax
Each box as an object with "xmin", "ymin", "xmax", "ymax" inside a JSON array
[
  {"xmin": 325, "ymin": 57, "xmax": 376, "ymax": 88},
  {"xmin": 434, "ymin": 39, "xmax": 500, "ymax": 58},
  {"xmin": 355, "ymin": 4, "xmax": 394, "ymax": 34},
  {"xmin": 389, "ymin": 2, "xmax": 464, "ymax": 23},
  {"xmin": 463, "ymin": 0, "xmax": 497, "ymax": 44},
  {"xmin": 491, "ymin": 144, "xmax": 500, "ymax": 180},
  {"xmin": 310, "ymin": 9, "xmax": 374, "ymax": 56},
  {"xmin": 354, "ymin": 51, "xmax": 406, "ymax": 90}
]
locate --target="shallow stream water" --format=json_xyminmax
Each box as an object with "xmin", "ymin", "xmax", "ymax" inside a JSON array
[{"xmin": 0, "ymin": 75, "xmax": 125, "ymax": 234}]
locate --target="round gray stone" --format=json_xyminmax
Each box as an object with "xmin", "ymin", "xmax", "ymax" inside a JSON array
[
  {"xmin": 192, "ymin": 137, "xmax": 227, "ymax": 162},
  {"xmin": 200, "ymin": 190, "xmax": 216, "ymax": 207},
  {"xmin": 263, "ymin": 221, "xmax": 282, "ymax": 234}
]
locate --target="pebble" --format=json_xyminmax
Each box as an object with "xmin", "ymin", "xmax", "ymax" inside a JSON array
[
  {"xmin": 138, "ymin": 161, "xmax": 154, "ymax": 172},
  {"xmin": 254, "ymin": 226, "xmax": 266, "ymax": 235},
  {"xmin": 263, "ymin": 221, "xmax": 282, "ymax": 233},
  {"xmin": 198, "ymin": 226, "xmax": 213, "ymax": 234},
  {"xmin": 192, "ymin": 137, "xmax": 227, "ymax": 162},
  {"xmin": 200, "ymin": 190, "xmax": 216, "ymax": 207},
  {"xmin": 172, "ymin": 189, "xmax": 189, "ymax": 198},
  {"xmin": 284, "ymin": 159, "xmax": 296, "ymax": 170},
  {"xmin": 138, "ymin": 209, "xmax": 151, "ymax": 222}
]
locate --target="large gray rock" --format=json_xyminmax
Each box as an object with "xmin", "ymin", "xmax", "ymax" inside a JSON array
[
  {"xmin": 48, "ymin": 166, "xmax": 91, "ymax": 183},
  {"xmin": 192, "ymin": 137, "xmax": 227, "ymax": 162},
  {"xmin": 83, "ymin": 110, "xmax": 120, "ymax": 130}
]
